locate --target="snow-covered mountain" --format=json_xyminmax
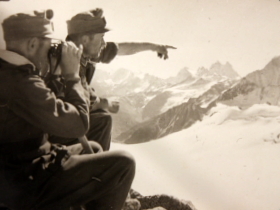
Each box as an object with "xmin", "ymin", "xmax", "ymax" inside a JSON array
[
  {"xmin": 92, "ymin": 61, "xmax": 240, "ymax": 140},
  {"xmin": 95, "ymin": 57, "xmax": 280, "ymax": 210},
  {"xmin": 142, "ymin": 62, "xmax": 240, "ymax": 121},
  {"xmin": 92, "ymin": 68, "xmax": 171, "ymax": 138},
  {"xmin": 196, "ymin": 61, "xmax": 240, "ymax": 81},
  {"xmin": 96, "ymin": 56, "xmax": 280, "ymax": 144},
  {"xmin": 165, "ymin": 67, "xmax": 195, "ymax": 84},
  {"xmin": 93, "ymin": 68, "xmax": 168, "ymax": 97},
  {"xmin": 116, "ymin": 80, "xmax": 236, "ymax": 144},
  {"xmin": 111, "ymin": 103, "xmax": 280, "ymax": 210},
  {"xmin": 142, "ymin": 78, "xmax": 223, "ymax": 121},
  {"xmin": 219, "ymin": 56, "xmax": 280, "ymax": 108}
]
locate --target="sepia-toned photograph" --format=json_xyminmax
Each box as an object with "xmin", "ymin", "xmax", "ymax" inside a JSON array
[{"xmin": 1, "ymin": 0, "xmax": 280, "ymax": 209}]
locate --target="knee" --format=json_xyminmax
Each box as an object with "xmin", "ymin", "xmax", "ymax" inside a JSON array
[
  {"xmin": 90, "ymin": 111, "xmax": 112, "ymax": 122},
  {"xmin": 114, "ymin": 150, "xmax": 136, "ymax": 171},
  {"xmin": 89, "ymin": 112, "xmax": 112, "ymax": 128}
]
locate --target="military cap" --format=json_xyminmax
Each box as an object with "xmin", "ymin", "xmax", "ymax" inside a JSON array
[
  {"xmin": 2, "ymin": 9, "xmax": 55, "ymax": 41},
  {"xmin": 67, "ymin": 8, "xmax": 110, "ymax": 36}
]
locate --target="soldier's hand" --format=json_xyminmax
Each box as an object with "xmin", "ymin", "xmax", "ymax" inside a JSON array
[
  {"xmin": 107, "ymin": 101, "xmax": 120, "ymax": 114},
  {"xmin": 93, "ymin": 98, "xmax": 120, "ymax": 113},
  {"xmin": 155, "ymin": 45, "xmax": 176, "ymax": 60},
  {"xmin": 60, "ymin": 42, "xmax": 83, "ymax": 80}
]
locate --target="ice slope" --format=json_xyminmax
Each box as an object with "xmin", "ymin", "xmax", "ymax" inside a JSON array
[{"xmin": 112, "ymin": 103, "xmax": 280, "ymax": 210}]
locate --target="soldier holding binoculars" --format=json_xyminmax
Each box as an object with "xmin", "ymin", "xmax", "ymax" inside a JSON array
[
  {"xmin": 0, "ymin": 7, "xmax": 175, "ymax": 210},
  {"xmin": 0, "ymin": 9, "xmax": 135, "ymax": 210}
]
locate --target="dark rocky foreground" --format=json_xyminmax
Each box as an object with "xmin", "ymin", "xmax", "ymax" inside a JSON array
[
  {"xmin": 0, "ymin": 190, "xmax": 197, "ymax": 210},
  {"xmin": 122, "ymin": 189, "xmax": 197, "ymax": 210}
]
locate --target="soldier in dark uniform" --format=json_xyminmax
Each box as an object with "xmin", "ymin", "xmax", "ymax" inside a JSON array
[
  {"xmin": 62, "ymin": 8, "xmax": 176, "ymax": 151},
  {"xmin": 0, "ymin": 9, "xmax": 135, "ymax": 210}
]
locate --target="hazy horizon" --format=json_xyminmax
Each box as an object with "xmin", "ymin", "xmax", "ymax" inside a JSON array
[{"xmin": 1, "ymin": 0, "xmax": 280, "ymax": 78}]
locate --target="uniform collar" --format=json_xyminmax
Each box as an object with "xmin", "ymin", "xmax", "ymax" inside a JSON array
[
  {"xmin": 80, "ymin": 54, "xmax": 97, "ymax": 67},
  {"xmin": 0, "ymin": 49, "xmax": 36, "ymax": 71}
]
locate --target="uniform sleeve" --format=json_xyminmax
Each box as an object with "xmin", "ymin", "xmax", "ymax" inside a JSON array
[
  {"xmin": 9, "ymin": 74, "xmax": 90, "ymax": 138},
  {"xmin": 98, "ymin": 42, "xmax": 119, "ymax": 64}
]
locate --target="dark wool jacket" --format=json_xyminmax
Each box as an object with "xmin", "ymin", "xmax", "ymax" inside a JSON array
[{"xmin": 0, "ymin": 50, "xmax": 90, "ymax": 158}]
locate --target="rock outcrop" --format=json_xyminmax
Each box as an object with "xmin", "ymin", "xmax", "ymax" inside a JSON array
[{"xmin": 123, "ymin": 189, "xmax": 197, "ymax": 210}]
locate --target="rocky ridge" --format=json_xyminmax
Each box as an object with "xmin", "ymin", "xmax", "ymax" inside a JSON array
[{"xmin": 123, "ymin": 189, "xmax": 197, "ymax": 210}]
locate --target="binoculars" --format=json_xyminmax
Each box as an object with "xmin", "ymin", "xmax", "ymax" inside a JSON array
[
  {"xmin": 48, "ymin": 42, "xmax": 62, "ymax": 74},
  {"xmin": 48, "ymin": 42, "xmax": 62, "ymax": 59}
]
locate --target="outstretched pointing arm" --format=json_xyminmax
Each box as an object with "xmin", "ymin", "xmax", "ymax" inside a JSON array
[{"xmin": 117, "ymin": 42, "xmax": 176, "ymax": 60}]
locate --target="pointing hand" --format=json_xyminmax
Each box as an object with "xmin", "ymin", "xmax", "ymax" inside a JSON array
[{"xmin": 156, "ymin": 45, "xmax": 177, "ymax": 60}]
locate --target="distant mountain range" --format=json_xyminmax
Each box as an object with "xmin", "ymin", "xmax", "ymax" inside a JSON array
[{"xmin": 92, "ymin": 57, "xmax": 280, "ymax": 144}]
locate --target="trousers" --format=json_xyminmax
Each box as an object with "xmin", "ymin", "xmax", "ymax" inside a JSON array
[
  {"xmin": 49, "ymin": 109, "xmax": 112, "ymax": 151},
  {"xmin": 0, "ymin": 142, "xmax": 135, "ymax": 210},
  {"xmin": 86, "ymin": 109, "xmax": 112, "ymax": 151}
]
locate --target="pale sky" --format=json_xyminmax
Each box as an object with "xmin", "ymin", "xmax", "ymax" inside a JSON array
[{"xmin": 1, "ymin": 0, "xmax": 280, "ymax": 78}]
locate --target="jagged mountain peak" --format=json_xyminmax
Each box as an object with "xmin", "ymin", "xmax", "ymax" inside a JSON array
[
  {"xmin": 197, "ymin": 66, "xmax": 208, "ymax": 71},
  {"xmin": 266, "ymin": 55, "xmax": 280, "ymax": 67},
  {"xmin": 196, "ymin": 66, "xmax": 209, "ymax": 78},
  {"xmin": 219, "ymin": 55, "xmax": 280, "ymax": 109},
  {"xmin": 209, "ymin": 61, "xmax": 240, "ymax": 79},
  {"xmin": 195, "ymin": 61, "xmax": 239, "ymax": 80},
  {"xmin": 245, "ymin": 55, "xmax": 280, "ymax": 87},
  {"xmin": 165, "ymin": 67, "xmax": 195, "ymax": 85},
  {"xmin": 261, "ymin": 55, "xmax": 280, "ymax": 76},
  {"xmin": 177, "ymin": 67, "xmax": 193, "ymax": 78},
  {"xmin": 111, "ymin": 68, "xmax": 134, "ymax": 80},
  {"xmin": 210, "ymin": 60, "xmax": 222, "ymax": 67}
]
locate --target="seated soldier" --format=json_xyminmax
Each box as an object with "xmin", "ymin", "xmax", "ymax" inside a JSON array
[
  {"xmin": 57, "ymin": 8, "xmax": 176, "ymax": 151},
  {"xmin": 0, "ymin": 9, "xmax": 135, "ymax": 210}
]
